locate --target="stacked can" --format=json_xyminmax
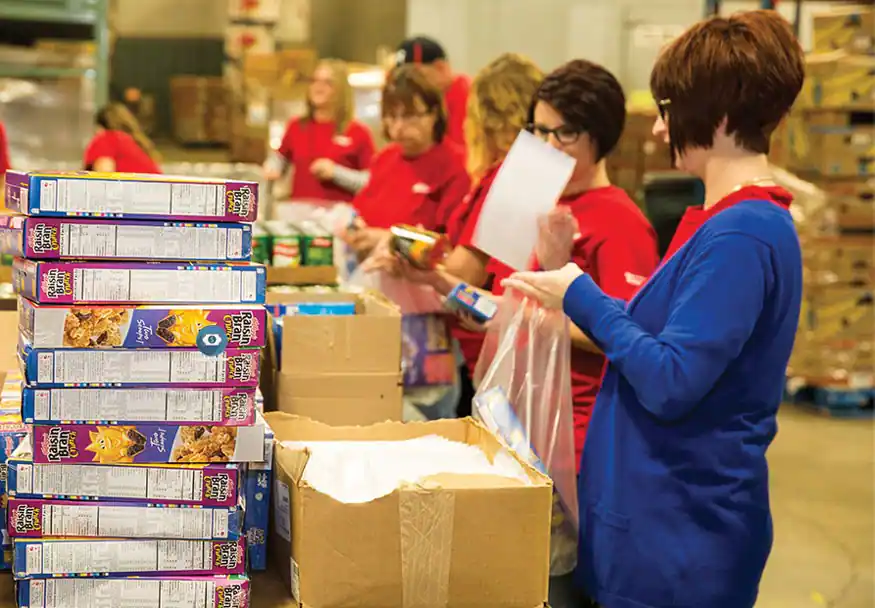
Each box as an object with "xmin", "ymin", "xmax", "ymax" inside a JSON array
[{"xmin": 1, "ymin": 170, "xmax": 273, "ymax": 608}]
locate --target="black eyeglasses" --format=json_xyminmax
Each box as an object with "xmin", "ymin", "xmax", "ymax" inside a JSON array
[
  {"xmin": 657, "ymin": 98, "xmax": 671, "ymax": 121},
  {"xmin": 526, "ymin": 123, "xmax": 582, "ymax": 145}
]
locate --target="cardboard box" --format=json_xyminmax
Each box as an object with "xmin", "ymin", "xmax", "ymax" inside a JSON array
[
  {"xmin": 789, "ymin": 110, "xmax": 875, "ymax": 177},
  {"xmin": 801, "ymin": 52, "xmax": 875, "ymax": 110},
  {"xmin": 7, "ymin": 456, "xmax": 242, "ymax": 507},
  {"xmin": 20, "ymin": 344, "xmax": 261, "ymax": 388},
  {"xmin": 22, "ymin": 387, "xmax": 258, "ymax": 426},
  {"xmin": 812, "ymin": 7, "xmax": 874, "ymax": 55},
  {"xmin": 0, "ymin": 215, "xmax": 253, "ymax": 261},
  {"xmin": 17, "ymin": 575, "xmax": 252, "ymax": 608},
  {"xmin": 802, "ymin": 235, "xmax": 874, "ymax": 287},
  {"xmin": 20, "ymin": 300, "xmax": 266, "ymax": 349},
  {"xmin": 4, "ymin": 171, "xmax": 258, "ymax": 222},
  {"xmin": 225, "ymin": 25, "xmax": 276, "ymax": 60},
  {"xmin": 265, "ymin": 292, "xmax": 403, "ymax": 424},
  {"xmin": 816, "ymin": 177, "xmax": 875, "ymax": 230},
  {"xmin": 228, "ymin": 0, "xmax": 282, "ymax": 22},
  {"xmin": 14, "ymin": 260, "xmax": 266, "ymax": 305},
  {"xmin": 30, "ymin": 422, "xmax": 266, "ymax": 464},
  {"xmin": 266, "ymin": 413, "xmax": 552, "ymax": 608},
  {"xmin": 7, "ymin": 498, "xmax": 244, "ymax": 540},
  {"xmin": 13, "ymin": 537, "xmax": 246, "ymax": 579}
]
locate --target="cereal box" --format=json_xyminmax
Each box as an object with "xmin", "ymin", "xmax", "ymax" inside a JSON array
[
  {"xmin": 401, "ymin": 314, "xmax": 456, "ymax": 387},
  {"xmin": 7, "ymin": 452, "xmax": 242, "ymax": 507},
  {"xmin": 13, "ymin": 537, "xmax": 247, "ymax": 578},
  {"xmin": 22, "ymin": 387, "xmax": 257, "ymax": 426},
  {"xmin": 20, "ymin": 343, "xmax": 261, "ymax": 388},
  {"xmin": 18, "ymin": 575, "xmax": 251, "ymax": 608},
  {"xmin": 14, "ymin": 259, "xmax": 266, "ymax": 305},
  {"xmin": 31, "ymin": 422, "xmax": 267, "ymax": 464},
  {"xmin": 4, "ymin": 170, "xmax": 258, "ymax": 222},
  {"xmin": 0, "ymin": 215, "xmax": 254, "ymax": 261},
  {"xmin": 19, "ymin": 300, "xmax": 267, "ymax": 349},
  {"xmin": 0, "ymin": 418, "xmax": 30, "ymax": 570},
  {"xmin": 8, "ymin": 498, "xmax": 244, "ymax": 541},
  {"xmin": 243, "ymin": 414, "xmax": 273, "ymax": 571}
]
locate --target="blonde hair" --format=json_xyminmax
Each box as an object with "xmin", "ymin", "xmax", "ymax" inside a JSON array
[
  {"xmin": 96, "ymin": 103, "xmax": 161, "ymax": 163},
  {"xmin": 307, "ymin": 59, "xmax": 355, "ymax": 134},
  {"xmin": 465, "ymin": 53, "xmax": 543, "ymax": 178}
]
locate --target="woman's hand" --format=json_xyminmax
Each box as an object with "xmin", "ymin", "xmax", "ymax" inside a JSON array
[
  {"xmin": 310, "ymin": 158, "xmax": 336, "ymax": 181},
  {"xmin": 342, "ymin": 227, "xmax": 388, "ymax": 258},
  {"xmin": 456, "ymin": 311, "xmax": 492, "ymax": 334},
  {"xmin": 536, "ymin": 206, "xmax": 579, "ymax": 271},
  {"xmin": 361, "ymin": 232, "xmax": 399, "ymax": 274},
  {"xmin": 501, "ymin": 263, "xmax": 584, "ymax": 310}
]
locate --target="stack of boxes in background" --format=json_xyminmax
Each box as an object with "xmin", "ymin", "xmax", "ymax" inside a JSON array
[
  {"xmin": 779, "ymin": 5, "xmax": 874, "ymax": 412},
  {"xmin": 169, "ymin": 77, "xmax": 232, "ymax": 146},
  {"xmin": 607, "ymin": 105, "xmax": 673, "ymax": 201},
  {"xmin": 0, "ymin": 170, "xmax": 273, "ymax": 605}
]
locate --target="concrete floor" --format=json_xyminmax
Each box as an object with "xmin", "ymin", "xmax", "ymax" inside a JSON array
[{"xmin": 0, "ymin": 405, "xmax": 870, "ymax": 607}]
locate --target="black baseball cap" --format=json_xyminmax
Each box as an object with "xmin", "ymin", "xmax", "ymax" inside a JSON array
[{"xmin": 395, "ymin": 36, "xmax": 447, "ymax": 66}]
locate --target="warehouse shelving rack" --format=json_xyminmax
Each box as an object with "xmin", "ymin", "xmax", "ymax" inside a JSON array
[{"xmin": 0, "ymin": 0, "xmax": 111, "ymax": 107}]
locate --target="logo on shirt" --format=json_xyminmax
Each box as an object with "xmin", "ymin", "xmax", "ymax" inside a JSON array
[
  {"xmin": 624, "ymin": 272, "xmax": 646, "ymax": 287},
  {"xmin": 412, "ymin": 182, "xmax": 432, "ymax": 194},
  {"xmin": 332, "ymin": 135, "xmax": 352, "ymax": 147},
  {"xmin": 29, "ymin": 224, "xmax": 59, "ymax": 254}
]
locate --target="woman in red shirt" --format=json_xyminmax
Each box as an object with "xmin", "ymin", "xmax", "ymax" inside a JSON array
[
  {"xmin": 344, "ymin": 63, "xmax": 470, "ymax": 257},
  {"xmin": 264, "ymin": 59, "xmax": 375, "ymax": 202},
  {"xmin": 84, "ymin": 103, "xmax": 161, "ymax": 174},
  {"xmin": 0, "ymin": 121, "xmax": 10, "ymax": 196}
]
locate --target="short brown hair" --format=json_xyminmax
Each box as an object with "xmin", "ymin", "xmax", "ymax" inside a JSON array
[
  {"xmin": 527, "ymin": 59, "xmax": 626, "ymax": 161},
  {"xmin": 650, "ymin": 10, "xmax": 804, "ymax": 155},
  {"xmin": 381, "ymin": 64, "xmax": 447, "ymax": 143}
]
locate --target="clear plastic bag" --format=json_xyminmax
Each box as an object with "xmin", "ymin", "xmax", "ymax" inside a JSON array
[{"xmin": 473, "ymin": 289, "xmax": 579, "ymax": 576}]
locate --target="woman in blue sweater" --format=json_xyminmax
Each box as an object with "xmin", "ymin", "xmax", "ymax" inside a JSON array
[{"xmin": 503, "ymin": 10, "xmax": 805, "ymax": 608}]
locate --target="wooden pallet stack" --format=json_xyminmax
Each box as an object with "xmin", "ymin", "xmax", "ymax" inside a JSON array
[{"xmin": 782, "ymin": 6, "xmax": 874, "ymax": 416}]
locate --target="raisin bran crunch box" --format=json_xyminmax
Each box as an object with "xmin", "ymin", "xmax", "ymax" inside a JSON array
[
  {"xmin": 22, "ymin": 386, "xmax": 258, "ymax": 426},
  {"xmin": 12, "ymin": 537, "xmax": 246, "ymax": 578},
  {"xmin": 0, "ymin": 215, "xmax": 254, "ymax": 261},
  {"xmin": 4, "ymin": 170, "xmax": 258, "ymax": 222},
  {"xmin": 17, "ymin": 575, "xmax": 251, "ymax": 608},
  {"xmin": 14, "ymin": 260, "xmax": 266, "ymax": 305},
  {"xmin": 6, "ymin": 452, "xmax": 241, "ymax": 507},
  {"xmin": 19, "ymin": 299, "xmax": 267, "ymax": 349},
  {"xmin": 31, "ymin": 422, "xmax": 266, "ymax": 464},
  {"xmin": 7, "ymin": 497, "xmax": 244, "ymax": 541}
]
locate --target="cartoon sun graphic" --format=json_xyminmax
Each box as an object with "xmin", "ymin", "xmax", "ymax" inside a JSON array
[
  {"xmin": 156, "ymin": 310, "xmax": 217, "ymax": 347},
  {"xmin": 85, "ymin": 427, "xmax": 147, "ymax": 463}
]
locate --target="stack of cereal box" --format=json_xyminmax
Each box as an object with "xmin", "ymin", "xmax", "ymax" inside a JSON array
[
  {"xmin": 0, "ymin": 371, "xmax": 30, "ymax": 571},
  {"xmin": 1, "ymin": 170, "xmax": 273, "ymax": 607}
]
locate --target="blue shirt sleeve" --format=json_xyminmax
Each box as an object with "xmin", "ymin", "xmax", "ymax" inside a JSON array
[{"xmin": 562, "ymin": 233, "xmax": 771, "ymax": 421}]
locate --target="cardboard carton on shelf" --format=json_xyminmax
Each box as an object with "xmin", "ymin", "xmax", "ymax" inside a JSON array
[
  {"xmin": 812, "ymin": 6, "xmax": 874, "ymax": 55},
  {"xmin": 800, "ymin": 51, "xmax": 875, "ymax": 111},
  {"xmin": 801, "ymin": 235, "xmax": 874, "ymax": 287},
  {"xmin": 261, "ymin": 291, "xmax": 403, "ymax": 425},
  {"xmin": 225, "ymin": 24, "xmax": 276, "ymax": 61},
  {"xmin": 814, "ymin": 177, "xmax": 875, "ymax": 231},
  {"xmin": 228, "ymin": 0, "xmax": 282, "ymax": 23},
  {"xmin": 266, "ymin": 413, "xmax": 552, "ymax": 608},
  {"xmin": 788, "ymin": 109, "xmax": 875, "ymax": 178}
]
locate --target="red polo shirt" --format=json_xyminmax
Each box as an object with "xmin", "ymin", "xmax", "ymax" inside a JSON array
[
  {"xmin": 456, "ymin": 182, "xmax": 659, "ymax": 466},
  {"xmin": 277, "ymin": 118, "xmax": 374, "ymax": 202},
  {"xmin": 444, "ymin": 75, "xmax": 470, "ymax": 153},
  {"xmin": 84, "ymin": 130, "xmax": 161, "ymax": 174},
  {"xmin": 353, "ymin": 140, "xmax": 470, "ymax": 231},
  {"xmin": 663, "ymin": 185, "xmax": 794, "ymax": 263}
]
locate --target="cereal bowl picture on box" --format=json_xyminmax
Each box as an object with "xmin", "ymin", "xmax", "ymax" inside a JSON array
[
  {"xmin": 32, "ymin": 423, "xmax": 256, "ymax": 464},
  {"xmin": 63, "ymin": 308, "xmax": 218, "ymax": 348}
]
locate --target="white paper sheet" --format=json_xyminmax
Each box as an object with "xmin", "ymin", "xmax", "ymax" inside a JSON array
[{"xmin": 473, "ymin": 130, "xmax": 576, "ymax": 270}]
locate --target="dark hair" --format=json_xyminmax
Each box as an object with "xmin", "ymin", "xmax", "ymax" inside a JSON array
[
  {"xmin": 94, "ymin": 102, "xmax": 161, "ymax": 162},
  {"xmin": 381, "ymin": 64, "xmax": 448, "ymax": 143},
  {"xmin": 527, "ymin": 59, "xmax": 626, "ymax": 161},
  {"xmin": 650, "ymin": 10, "xmax": 804, "ymax": 156}
]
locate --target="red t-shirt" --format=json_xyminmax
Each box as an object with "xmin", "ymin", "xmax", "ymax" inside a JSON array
[
  {"xmin": 459, "ymin": 183, "xmax": 659, "ymax": 466},
  {"xmin": 84, "ymin": 130, "xmax": 161, "ymax": 174},
  {"xmin": 444, "ymin": 75, "xmax": 470, "ymax": 154},
  {"xmin": 353, "ymin": 140, "xmax": 470, "ymax": 231},
  {"xmin": 277, "ymin": 118, "xmax": 375, "ymax": 202},
  {"xmin": 663, "ymin": 185, "xmax": 794, "ymax": 263},
  {"xmin": 0, "ymin": 122, "xmax": 10, "ymax": 175}
]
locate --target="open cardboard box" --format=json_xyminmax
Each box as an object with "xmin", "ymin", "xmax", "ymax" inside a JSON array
[
  {"xmin": 261, "ymin": 291, "xmax": 404, "ymax": 425},
  {"xmin": 266, "ymin": 412, "xmax": 552, "ymax": 608}
]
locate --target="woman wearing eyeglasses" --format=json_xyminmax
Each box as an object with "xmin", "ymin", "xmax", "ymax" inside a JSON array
[
  {"xmin": 343, "ymin": 63, "xmax": 470, "ymax": 257},
  {"xmin": 504, "ymin": 11, "xmax": 805, "ymax": 608}
]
